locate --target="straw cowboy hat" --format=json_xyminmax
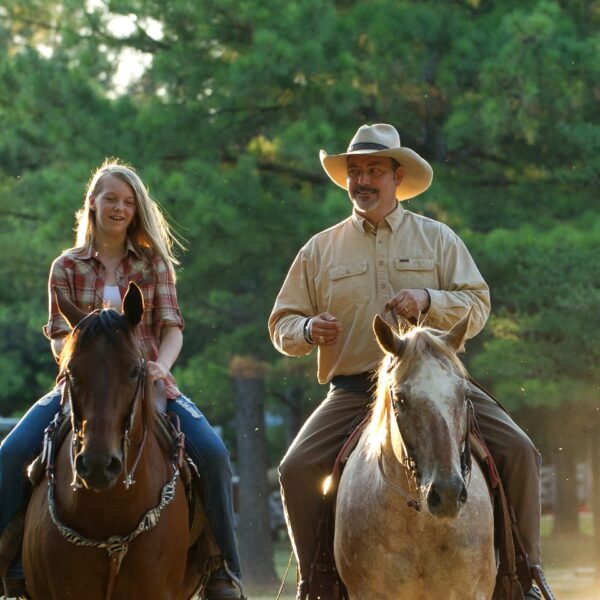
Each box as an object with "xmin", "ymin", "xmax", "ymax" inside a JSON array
[{"xmin": 319, "ymin": 123, "xmax": 433, "ymax": 201}]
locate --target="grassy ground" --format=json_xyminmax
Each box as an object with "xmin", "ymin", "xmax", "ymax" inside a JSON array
[{"xmin": 250, "ymin": 513, "xmax": 599, "ymax": 600}]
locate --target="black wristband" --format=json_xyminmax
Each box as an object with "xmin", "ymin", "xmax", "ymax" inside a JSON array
[{"xmin": 303, "ymin": 317, "xmax": 315, "ymax": 344}]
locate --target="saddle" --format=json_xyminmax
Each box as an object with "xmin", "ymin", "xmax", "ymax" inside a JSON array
[
  {"xmin": 300, "ymin": 410, "xmax": 556, "ymax": 600},
  {"xmin": 0, "ymin": 409, "xmax": 222, "ymax": 589}
]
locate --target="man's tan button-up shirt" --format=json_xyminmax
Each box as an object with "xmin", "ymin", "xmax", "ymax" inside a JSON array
[{"xmin": 268, "ymin": 204, "xmax": 491, "ymax": 384}]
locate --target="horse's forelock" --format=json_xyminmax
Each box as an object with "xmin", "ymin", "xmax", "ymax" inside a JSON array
[
  {"xmin": 392, "ymin": 326, "xmax": 467, "ymax": 381},
  {"xmin": 59, "ymin": 309, "xmax": 140, "ymax": 370}
]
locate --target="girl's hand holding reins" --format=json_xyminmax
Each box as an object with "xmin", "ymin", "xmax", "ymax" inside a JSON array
[{"xmin": 147, "ymin": 360, "xmax": 170, "ymax": 383}]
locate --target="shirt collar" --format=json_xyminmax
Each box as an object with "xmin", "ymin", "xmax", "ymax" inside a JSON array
[
  {"xmin": 351, "ymin": 202, "xmax": 405, "ymax": 235},
  {"xmin": 78, "ymin": 238, "xmax": 143, "ymax": 261}
]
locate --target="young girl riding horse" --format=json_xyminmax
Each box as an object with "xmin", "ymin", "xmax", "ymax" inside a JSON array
[{"xmin": 0, "ymin": 159, "xmax": 242, "ymax": 599}]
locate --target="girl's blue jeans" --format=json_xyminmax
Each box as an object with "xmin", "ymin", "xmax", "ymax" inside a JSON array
[{"xmin": 0, "ymin": 387, "xmax": 241, "ymax": 578}]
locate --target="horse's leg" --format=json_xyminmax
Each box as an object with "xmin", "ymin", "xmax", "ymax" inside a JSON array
[{"xmin": 23, "ymin": 485, "xmax": 79, "ymax": 600}]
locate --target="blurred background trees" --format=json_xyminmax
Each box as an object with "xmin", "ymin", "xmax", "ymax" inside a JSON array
[{"xmin": 1, "ymin": 0, "xmax": 599, "ymax": 588}]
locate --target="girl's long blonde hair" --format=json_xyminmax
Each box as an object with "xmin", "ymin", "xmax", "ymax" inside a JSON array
[{"xmin": 75, "ymin": 158, "xmax": 185, "ymax": 277}]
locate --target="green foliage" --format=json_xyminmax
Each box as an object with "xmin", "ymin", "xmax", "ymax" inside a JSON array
[
  {"xmin": 469, "ymin": 217, "xmax": 600, "ymax": 410},
  {"xmin": 0, "ymin": 0, "xmax": 598, "ymax": 461}
]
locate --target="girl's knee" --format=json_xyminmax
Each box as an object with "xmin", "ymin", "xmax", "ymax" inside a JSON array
[
  {"xmin": 0, "ymin": 437, "xmax": 29, "ymax": 474},
  {"xmin": 187, "ymin": 433, "xmax": 232, "ymax": 476}
]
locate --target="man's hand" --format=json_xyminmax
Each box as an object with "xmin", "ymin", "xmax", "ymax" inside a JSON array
[
  {"xmin": 309, "ymin": 312, "xmax": 343, "ymax": 346},
  {"xmin": 386, "ymin": 289, "xmax": 430, "ymax": 321}
]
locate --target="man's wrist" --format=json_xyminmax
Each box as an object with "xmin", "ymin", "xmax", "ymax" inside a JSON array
[{"xmin": 303, "ymin": 317, "xmax": 315, "ymax": 344}]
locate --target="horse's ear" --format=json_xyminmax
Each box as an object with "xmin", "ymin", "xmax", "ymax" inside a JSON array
[
  {"xmin": 122, "ymin": 282, "xmax": 144, "ymax": 327},
  {"xmin": 373, "ymin": 315, "xmax": 406, "ymax": 356},
  {"xmin": 54, "ymin": 286, "xmax": 87, "ymax": 329},
  {"xmin": 442, "ymin": 308, "xmax": 472, "ymax": 353}
]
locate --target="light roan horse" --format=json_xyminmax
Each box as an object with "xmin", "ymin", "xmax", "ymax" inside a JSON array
[
  {"xmin": 23, "ymin": 283, "xmax": 209, "ymax": 599},
  {"xmin": 334, "ymin": 312, "xmax": 495, "ymax": 600}
]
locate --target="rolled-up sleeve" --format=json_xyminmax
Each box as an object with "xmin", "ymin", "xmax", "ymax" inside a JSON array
[
  {"xmin": 43, "ymin": 256, "xmax": 72, "ymax": 340},
  {"xmin": 152, "ymin": 257, "xmax": 184, "ymax": 340},
  {"xmin": 268, "ymin": 247, "xmax": 318, "ymax": 357},
  {"xmin": 425, "ymin": 228, "xmax": 490, "ymax": 339}
]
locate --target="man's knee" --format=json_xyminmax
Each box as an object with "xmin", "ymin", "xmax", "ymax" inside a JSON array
[
  {"xmin": 494, "ymin": 428, "xmax": 541, "ymax": 475},
  {"xmin": 279, "ymin": 449, "xmax": 319, "ymax": 494}
]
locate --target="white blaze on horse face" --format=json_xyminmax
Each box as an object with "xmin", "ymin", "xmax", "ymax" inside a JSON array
[
  {"xmin": 408, "ymin": 356, "xmax": 462, "ymax": 412},
  {"xmin": 403, "ymin": 356, "xmax": 465, "ymax": 479}
]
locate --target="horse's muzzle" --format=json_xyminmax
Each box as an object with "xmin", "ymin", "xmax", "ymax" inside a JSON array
[
  {"xmin": 75, "ymin": 451, "xmax": 123, "ymax": 491},
  {"xmin": 426, "ymin": 475, "xmax": 468, "ymax": 519}
]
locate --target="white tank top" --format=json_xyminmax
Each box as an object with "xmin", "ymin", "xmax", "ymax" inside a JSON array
[{"xmin": 103, "ymin": 285, "xmax": 122, "ymax": 310}]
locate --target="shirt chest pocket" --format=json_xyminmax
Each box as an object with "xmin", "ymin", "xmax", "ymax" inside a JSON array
[
  {"xmin": 392, "ymin": 258, "xmax": 437, "ymax": 290},
  {"xmin": 329, "ymin": 261, "xmax": 371, "ymax": 306}
]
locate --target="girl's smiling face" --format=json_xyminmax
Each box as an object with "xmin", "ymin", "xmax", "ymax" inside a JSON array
[{"xmin": 90, "ymin": 175, "xmax": 137, "ymax": 239}]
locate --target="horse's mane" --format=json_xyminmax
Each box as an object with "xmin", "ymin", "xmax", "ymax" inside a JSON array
[{"xmin": 366, "ymin": 325, "xmax": 467, "ymax": 458}]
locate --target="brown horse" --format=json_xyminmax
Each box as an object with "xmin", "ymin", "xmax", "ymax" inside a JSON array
[
  {"xmin": 334, "ymin": 313, "xmax": 495, "ymax": 599},
  {"xmin": 23, "ymin": 283, "xmax": 209, "ymax": 600}
]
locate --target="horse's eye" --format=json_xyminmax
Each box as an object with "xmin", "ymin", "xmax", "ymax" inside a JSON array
[
  {"xmin": 393, "ymin": 391, "xmax": 405, "ymax": 408},
  {"xmin": 130, "ymin": 366, "xmax": 140, "ymax": 379}
]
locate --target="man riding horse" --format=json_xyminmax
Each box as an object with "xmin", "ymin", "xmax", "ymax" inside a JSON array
[{"xmin": 269, "ymin": 123, "xmax": 548, "ymax": 599}]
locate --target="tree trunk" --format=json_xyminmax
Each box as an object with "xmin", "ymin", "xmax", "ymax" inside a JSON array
[
  {"xmin": 552, "ymin": 442, "xmax": 580, "ymax": 536},
  {"xmin": 230, "ymin": 356, "xmax": 278, "ymax": 590},
  {"xmin": 591, "ymin": 421, "xmax": 600, "ymax": 580},
  {"xmin": 286, "ymin": 386, "xmax": 305, "ymax": 443}
]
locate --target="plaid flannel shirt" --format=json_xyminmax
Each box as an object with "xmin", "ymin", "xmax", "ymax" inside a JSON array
[{"xmin": 44, "ymin": 240, "xmax": 184, "ymax": 399}]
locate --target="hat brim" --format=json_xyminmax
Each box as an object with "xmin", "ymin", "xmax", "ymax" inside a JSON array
[{"xmin": 319, "ymin": 147, "xmax": 433, "ymax": 201}]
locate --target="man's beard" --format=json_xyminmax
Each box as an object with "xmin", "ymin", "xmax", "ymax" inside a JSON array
[{"xmin": 351, "ymin": 187, "xmax": 380, "ymax": 213}]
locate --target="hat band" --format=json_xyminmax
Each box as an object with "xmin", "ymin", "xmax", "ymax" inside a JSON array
[{"xmin": 348, "ymin": 142, "xmax": 389, "ymax": 152}]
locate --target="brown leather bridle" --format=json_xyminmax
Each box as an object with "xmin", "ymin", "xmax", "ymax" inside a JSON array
[{"xmin": 63, "ymin": 357, "xmax": 148, "ymax": 490}]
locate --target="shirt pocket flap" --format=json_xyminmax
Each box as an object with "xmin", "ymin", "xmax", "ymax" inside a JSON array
[
  {"xmin": 329, "ymin": 261, "xmax": 369, "ymax": 281},
  {"xmin": 394, "ymin": 258, "xmax": 435, "ymax": 271}
]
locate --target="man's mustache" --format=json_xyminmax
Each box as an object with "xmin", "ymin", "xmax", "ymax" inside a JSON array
[{"xmin": 356, "ymin": 186, "xmax": 377, "ymax": 194}]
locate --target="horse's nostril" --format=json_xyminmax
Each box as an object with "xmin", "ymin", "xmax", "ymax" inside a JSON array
[
  {"xmin": 427, "ymin": 488, "xmax": 441, "ymax": 510},
  {"xmin": 75, "ymin": 452, "xmax": 122, "ymax": 489},
  {"xmin": 107, "ymin": 456, "xmax": 122, "ymax": 477},
  {"xmin": 75, "ymin": 454, "xmax": 89, "ymax": 478}
]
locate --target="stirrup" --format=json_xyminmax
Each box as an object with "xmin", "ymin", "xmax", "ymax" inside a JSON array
[
  {"xmin": 221, "ymin": 561, "xmax": 246, "ymax": 600},
  {"xmin": 530, "ymin": 565, "xmax": 556, "ymax": 600}
]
